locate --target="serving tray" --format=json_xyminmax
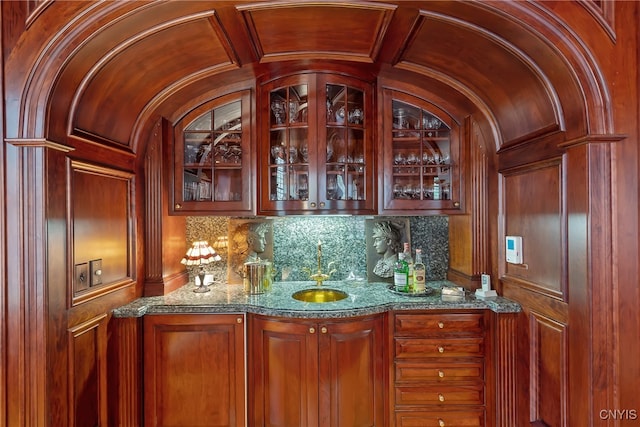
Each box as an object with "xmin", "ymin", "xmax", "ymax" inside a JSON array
[{"xmin": 387, "ymin": 285, "xmax": 435, "ymax": 297}]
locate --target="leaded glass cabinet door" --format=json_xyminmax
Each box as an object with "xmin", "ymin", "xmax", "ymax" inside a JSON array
[
  {"xmin": 266, "ymin": 79, "xmax": 314, "ymax": 210},
  {"xmin": 259, "ymin": 73, "xmax": 374, "ymax": 215},
  {"xmin": 320, "ymin": 79, "xmax": 372, "ymax": 212},
  {"xmin": 318, "ymin": 74, "xmax": 374, "ymax": 213},
  {"xmin": 173, "ymin": 90, "xmax": 253, "ymax": 214},
  {"xmin": 381, "ymin": 89, "xmax": 462, "ymax": 213}
]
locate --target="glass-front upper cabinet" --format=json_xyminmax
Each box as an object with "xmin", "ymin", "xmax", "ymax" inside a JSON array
[
  {"xmin": 259, "ymin": 74, "xmax": 374, "ymax": 215},
  {"xmin": 172, "ymin": 90, "xmax": 252, "ymax": 214},
  {"xmin": 381, "ymin": 89, "xmax": 462, "ymax": 213}
]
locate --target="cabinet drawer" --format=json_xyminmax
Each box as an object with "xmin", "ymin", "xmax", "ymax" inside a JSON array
[
  {"xmin": 395, "ymin": 313, "xmax": 484, "ymax": 336},
  {"xmin": 395, "ymin": 410, "xmax": 484, "ymax": 426},
  {"xmin": 395, "ymin": 337, "xmax": 484, "ymax": 358},
  {"xmin": 395, "ymin": 385, "xmax": 484, "ymax": 406},
  {"xmin": 395, "ymin": 361, "xmax": 484, "ymax": 382}
]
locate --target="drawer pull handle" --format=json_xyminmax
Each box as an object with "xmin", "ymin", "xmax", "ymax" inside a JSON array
[
  {"xmin": 438, "ymin": 419, "xmax": 445, "ymax": 427},
  {"xmin": 438, "ymin": 393, "xmax": 445, "ymax": 402},
  {"xmin": 438, "ymin": 321, "xmax": 444, "ymax": 329},
  {"xmin": 236, "ymin": 317, "xmax": 243, "ymax": 324},
  {"xmin": 321, "ymin": 326, "xmax": 327, "ymax": 334},
  {"xmin": 438, "ymin": 370, "xmax": 445, "ymax": 378},
  {"xmin": 438, "ymin": 346, "xmax": 445, "ymax": 353},
  {"xmin": 310, "ymin": 202, "xmax": 316, "ymax": 208},
  {"xmin": 309, "ymin": 327, "xmax": 315, "ymax": 334}
]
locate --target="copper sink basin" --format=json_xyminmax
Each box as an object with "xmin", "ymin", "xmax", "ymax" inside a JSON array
[{"xmin": 292, "ymin": 288, "xmax": 349, "ymax": 303}]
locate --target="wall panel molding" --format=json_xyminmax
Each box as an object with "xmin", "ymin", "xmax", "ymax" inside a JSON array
[
  {"xmin": 529, "ymin": 312, "xmax": 568, "ymax": 427},
  {"xmin": 67, "ymin": 160, "xmax": 136, "ymax": 306},
  {"xmin": 109, "ymin": 317, "xmax": 142, "ymax": 426},
  {"xmin": 67, "ymin": 314, "xmax": 108, "ymax": 427},
  {"xmin": 499, "ymin": 157, "xmax": 566, "ymax": 301}
]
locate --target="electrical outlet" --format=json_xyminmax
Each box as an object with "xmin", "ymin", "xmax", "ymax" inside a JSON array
[
  {"xmin": 90, "ymin": 259, "xmax": 103, "ymax": 286},
  {"xmin": 74, "ymin": 263, "xmax": 89, "ymax": 293}
]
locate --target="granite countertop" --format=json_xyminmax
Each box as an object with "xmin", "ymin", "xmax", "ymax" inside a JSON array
[{"xmin": 113, "ymin": 280, "xmax": 521, "ymax": 319}]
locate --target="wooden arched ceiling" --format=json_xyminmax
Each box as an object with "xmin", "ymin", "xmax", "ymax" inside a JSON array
[{"xmin": 6, "ymin": 1, "xmax": 610, "ymax": 155}]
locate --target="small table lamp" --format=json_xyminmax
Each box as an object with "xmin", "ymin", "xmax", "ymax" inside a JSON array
[
  {"xmin": 181, "ymin": 240, "xmax": 221, "ymax": 293},
  {"xmin": 212, "ymin": 236, "xmax": 228, "ymax": 252}
]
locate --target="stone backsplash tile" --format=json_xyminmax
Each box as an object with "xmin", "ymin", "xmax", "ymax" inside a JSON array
[{"xmin": 186, "ymin": 215, "xmax": 448, "ymax": 283}]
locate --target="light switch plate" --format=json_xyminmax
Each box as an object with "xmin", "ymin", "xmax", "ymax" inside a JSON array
[
  {"xmin": 74, "ymin": 263, "xmax": 89, "ymax": 293},
  {"xmin": 90, "ymin": 259, "xmax": 102, "ymax": 286}
]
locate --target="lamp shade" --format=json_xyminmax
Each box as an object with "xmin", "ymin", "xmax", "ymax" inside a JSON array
[
  {"xmin": 181, "ymin": 241, "xmax": 221, "ymax": 266},
  {"xmin": 212, "ymin": 236, "xmax": 229, "ymax": 250}
]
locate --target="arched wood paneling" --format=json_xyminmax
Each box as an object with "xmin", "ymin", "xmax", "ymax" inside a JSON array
[
  {"xmin": 4, "ymin": 1, "xmax": 612, "ymax": 158},
  {"xmin": 237, "ymin": 1, "xmax": 396, "ymax": 63}
]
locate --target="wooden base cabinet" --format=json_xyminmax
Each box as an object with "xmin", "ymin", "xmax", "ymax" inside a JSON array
[
  {"xmin": 249, "ymin": 313, "xmax": 386, "ymax": 427},
  {"xmin": 143, "ymin": 313, "xmax": 246, "ymax": 427},
  {"xmin": 390, "ymin": 311, "xmax": 488, "ymax": 427}
]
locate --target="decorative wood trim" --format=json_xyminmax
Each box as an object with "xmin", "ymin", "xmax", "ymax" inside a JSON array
[
  {"xmin": 143, "ymin": 271, "xmax": 188, "ymax": 297},
  {"xmin": 238, "ymin": 1, "xmax": 396, "ymax": 64},
  {"xmin": 5, "ymin": 137, "xmax": 74, "ymax": 152},
  {"xmin": 69, "ymin": 129, "xmax": 136, "ymax": 153},
  {"xmin": 446, "ymin": 268, "xmax": 476, "ymax": 288},
  {"xmin": 67, "ymin": 313, "xmax": 108, "ymax": 427},
  {"xmin": 143, "ymin": 118, "xmax": 188, "ymax": 296},
  {"xmin": 26, "ymin": 0, "xmax": 54, "ymax": 28},
  {"xmin": 557, "ymin": 133, "xmax": 626, "ymax": 149},
  {"xmin": 4, "ymin": 143, "xmax": 51, "ymax": 426},
  {"xmin": 499, "ymin": 157, "xmax": 567, "ymax": 302},
  {"xmin": 495, "ymin": 313, "xmax": 518, "ymax": 427},
  {"xmin": 565, "ymin": 142, "xmax": 615, "ymax": 423},
  {"xmin": 66, "ymin": 159, "xmax": 136, "ymax": 307},
  {"xmin": 144, "ymin": 120, "xmax": 164, "ymax": 284},
  {"xmin": 207, "ymin": 11, "xmax": 242, "ymax": 67},
  {"xmin": 529, "ymin": 312, "xmax": 568, "ymax": 426},
  {"xmin": 470, "ymin": 118, "xmax": 489, "ymax": 276},
  {"xmin": 579, "ymin": 1, "xmax": 616, "ymax": 42},
  {"xmin": 109, "ymin": 317, "xmax": 142, "ymax": 426}
]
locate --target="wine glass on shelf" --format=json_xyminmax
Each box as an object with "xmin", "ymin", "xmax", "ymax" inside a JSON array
[
  {"xmin": 271, "ymin": 144, "xmax": 285, "ymax": 164},
  {"xmin": 349, "ymin": 106, "xmax": 363, "ymax": 125},
  {"xmin": 288, "ymin": 146, "xmax": 298, "ymax": 164},
  {"xmin": 289, "ymin": 101, "xmax": 298, "ymax": 123},
  {"xmin": 327, "ymin": 175, "xmax": 337, "ymax": 199},
  {"xmin": 271, "ymin": 100, "xmax": 286, "ymax": 125},
  {"xmin": 299, "ymin": 143, "xmax": 308, "ymax": 162}
]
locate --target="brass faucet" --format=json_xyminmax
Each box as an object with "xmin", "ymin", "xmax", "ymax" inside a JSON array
[{"xmin": 302, "ymin": 240, "xmax": 336, "ymax": 286}]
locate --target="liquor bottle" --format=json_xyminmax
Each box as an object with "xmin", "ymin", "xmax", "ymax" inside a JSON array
[
  {"xmin": 414, "ymin": 248, "xmax": 426, "ymax": 293},
  {"xmin": 394, "ymin": 252, "xmax": 409, "ymax": 292},
  {"xmin": 403, "ymin": 242, "xmax": 414, "ymax": 292}
]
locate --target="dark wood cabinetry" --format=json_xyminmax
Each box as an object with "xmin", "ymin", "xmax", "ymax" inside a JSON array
[
  {"xmin": 249, "ymin": 313, "xmax": 385, "ymax": 427},
  {"xmin": 143, "ymin": 313, "xmax": 246, "ymax": 427},
  {"xmin": 390, "ymin": 311, "xmax": 487, "ymax": 427},
  {"xmin": 258, "ymin": 73, "xmax": 375, "ymax": 215},
  {"xmin": 380, "ymin": 88, "xmax": 462, "ymax": 214},
  {"xmin": 171, "ymin": 90, "xmax": 253, "ymax": 214}
]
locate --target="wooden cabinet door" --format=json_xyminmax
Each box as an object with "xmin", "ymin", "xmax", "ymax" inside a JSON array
[
  {"xmin": 249, "ymin": 315, "xmax": 319, "ymax": 427},
  {"xmin": 316, "ymin": 74, "xmax": 376, "ymax": 215},
  {"xmin": 258, "ymin": 73, "xmax": 375, "ymax": 215},
  {"xmin": 171, "ymin": 90, "xmax": 253, "ymax": 215},
  {"xmin": 249, "ymin": 314, "xmax": 386, "ymax": 427},
  {"xmin": 318, "ymin": 315, "xmax": 386, "ymax": 427},
  {"xmin": 380, "ymin": 88, "xmax": 463, "ymax": 215},
  {"xmin": 143, "ymin": 314, "xmax": 246, "ymax": 427}
]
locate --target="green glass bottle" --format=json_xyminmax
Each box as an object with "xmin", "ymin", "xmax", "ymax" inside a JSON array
[{"xmin": 394, "ymin": 252, "xmax": 409, "ymax": 292}]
